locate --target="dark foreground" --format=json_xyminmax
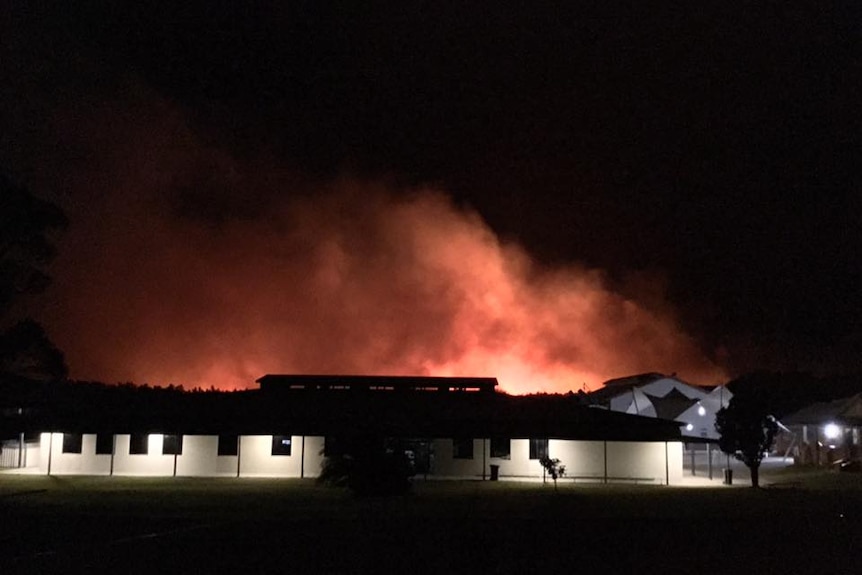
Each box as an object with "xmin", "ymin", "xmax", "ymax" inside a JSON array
[{"xmin": 1, "ymin": 469, "xmax": 860, "ymax": 574}]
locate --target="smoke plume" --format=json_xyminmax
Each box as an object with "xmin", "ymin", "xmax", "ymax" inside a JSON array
[{"xmin": 39, "ymin": 89, "xmax": 726, "ymax": 393}]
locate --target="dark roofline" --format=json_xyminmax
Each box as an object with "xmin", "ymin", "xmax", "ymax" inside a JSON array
[{"xmin": 256, "ymin": 374, "xmax": 498, "ymax": 394}]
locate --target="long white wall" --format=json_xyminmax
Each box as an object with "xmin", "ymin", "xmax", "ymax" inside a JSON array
[
  {"xmin": 432, "ymin": 438, "xmax": 684, "ymax": 484},
  {"xmin": 30, "ymin": 433, "xmax": 684, "ymax": 485}
]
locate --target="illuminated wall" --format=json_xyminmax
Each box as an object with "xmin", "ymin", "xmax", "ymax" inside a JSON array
[
  {"xmin": 112, "ymin": 434, "xmax": 175, "ymax": 476},
  {"xmin": 38, "ymin": 433, "xmax": 111, "ymax": 475},
  {"xmin": 237, "ymin": 435, "xmax": 324, "ymax": 478},
  {"xmin": 432, "ymin": 438, "xmax": 685, "ymax": 484},
  {"xmin": 31, "ymin": 433, "xmax": 683, "ymax": 484}
]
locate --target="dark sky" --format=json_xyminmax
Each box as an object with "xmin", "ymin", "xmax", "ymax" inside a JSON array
[{"xmin": 1, "ymin": 3, "xmax": 860, "ymax": 389}]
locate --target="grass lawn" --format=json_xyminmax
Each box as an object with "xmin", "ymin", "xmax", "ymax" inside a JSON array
[{"xmin": 1, "ymin": 469, "xmax": 860, "ymax": 574}]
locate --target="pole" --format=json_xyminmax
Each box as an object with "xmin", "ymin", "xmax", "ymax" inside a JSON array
[
  {"xmin": 603, "ymin": 440, "xmax": 608, "ymax": 484},
  {"xmin": 110, "ymin": 434, "xmax": 115, "ymax": 476},
  {"xmin": 300, "ymin": 435, "xmax": 305, "ymax": 479},
  {"xmin": 18, "ymin": 431, "xmax": 24, "ymax": 468},
  {"xmin": 47, "ymin": 433, "xmax": 54, "ymax": 476},
  {"xmin": 665, "ymin": 441, "xmax": 670, "ymax": 485},
  {"xmin": 708, "ymin": 443, "xmax": 713, "ymax": 480},
  {"xmin": 706, "ymin": 443, "xmax": 712, "ymax": 480},
  {"xmin": 690, "ymin": 443, "xmax": 696, "ymax": 476},
  {"xmin": 482, "ymin": 438, "xmax": 487, "ymax": 481},
  {"xmin": 236, "ymin": 435, "xmax": 242, "ymax": 478}
]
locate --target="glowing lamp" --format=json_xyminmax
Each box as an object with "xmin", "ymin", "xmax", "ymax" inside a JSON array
[
  {"xmin": 685, "ymin": 423, "xmax": 694, "ymax": 431},
  {"xmin": 823, "ymin": 423, "xmax": 841, "ymax": 440},
  {"xmin": 697, "ymin": 405, "xmax": 706, "ymax": 416}
]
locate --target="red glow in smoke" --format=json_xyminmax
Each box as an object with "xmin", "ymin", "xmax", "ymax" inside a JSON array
[{"xmin": 39, "ymin": 93, "xmax": 726, "ymax": 393}]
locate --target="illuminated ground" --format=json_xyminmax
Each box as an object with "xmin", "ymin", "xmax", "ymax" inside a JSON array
[{"xmin": 1, "ymin": 469, "xmax": 860, "ymax": 574}]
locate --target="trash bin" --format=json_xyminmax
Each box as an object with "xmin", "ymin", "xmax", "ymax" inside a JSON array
[
  {"xmin": 723, "ymin": 468, "xmax": 733, "ymax": 485},
  {"xmin": 489, "ymin": 464, "xmax": 500, "ymax": 481}
]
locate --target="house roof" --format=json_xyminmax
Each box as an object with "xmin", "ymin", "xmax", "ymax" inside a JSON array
[
  {"xmin": 646, "ymin": 388, "xmax": 699, "ymax": 421},
  {"xmin": 782, "ymin": 393, "xmax": 862, "ymax": 426}
]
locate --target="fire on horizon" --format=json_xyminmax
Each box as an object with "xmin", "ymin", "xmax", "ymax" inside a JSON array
[{"xmin": 34, "ymin": 102, "xmax": 726, "ymax": 394}]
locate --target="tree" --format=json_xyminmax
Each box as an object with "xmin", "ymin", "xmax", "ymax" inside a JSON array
[
  {"xmin": 317, "ymin": 435, "xmax": 413, "ymax": 496},
  {"xmin": 0, "ymin": 173, "xmax": 68, "ymax": 316},
  {"xmin": 0, "ymin": 318, "xmax": 68, "ymax": 382},
  {"xmin": 715, "ymin": 395, "xmax": 779, "ymax": 488},
  {"xmin": 539, "ymin": 455, "xmax": 566, "ymax": 490}
]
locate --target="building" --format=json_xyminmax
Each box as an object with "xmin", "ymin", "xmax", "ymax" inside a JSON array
[
  {"xmin": 781, "ymin": 392, "xmax": 862, "ymax": 467},
  {"xmin": 588, "ymin": 373, "xmax": 731, "ymax": 441},
  {"xmin": 2, "ymin": 375, "xmax": 688, "ymax": 484}
]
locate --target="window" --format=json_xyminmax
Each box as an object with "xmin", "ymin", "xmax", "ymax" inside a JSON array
[
  {"xmin": 529, "ymin": 438, "xmax": 548, "ymax": 460},
  {"xmin": 62, "ymin": 433, "xmax": 82, "ymax": 454},
  {"xmin": 129, "ymin": 433, "xmax": 149, "ymax": 455},
  {"xmin": 95, "ymin": 433, "xmax": 113, "ymax": 455},
  {"xmin": 217, "ymin": 434, "xmax": 239, "ymax": 456},
  {"xmin": 452, "ymin": 438, "xmax": 474, "ymax": 459},
  {"xmin": 162, "ymin": 434, "xmax": 183, "ymax": 455},
  {"xmin": 490, "ymin": 438, "xmax": 511, "ymax": 459},
  {"xmin": 271, "ymin": 435, "xmax": 292, "ymax": 456}
]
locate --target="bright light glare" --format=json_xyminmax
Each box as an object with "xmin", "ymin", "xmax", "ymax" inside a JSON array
[
  {"xmin": 824, "ymin": 423, "xmax": 841, "ymax": 440},
  {"xmin": 685, "ymin": 423, "xmax": 694, "ymax": 431},
  {"xmin": 697, "ymin": 405, "xmax": 706, "ymax": 416}
]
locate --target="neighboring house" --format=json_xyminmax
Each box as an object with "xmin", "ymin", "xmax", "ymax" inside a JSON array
[
  {"xmin": 781, "ymin": 392, "xmax": 862, "ymax": 467},
  {"xmin": 588, "ymin": 373, "xmax": 732, "ymax": 441},
  {"xmin": 1, "ymin": 374, "xmax": 689, "ymax": 485}
]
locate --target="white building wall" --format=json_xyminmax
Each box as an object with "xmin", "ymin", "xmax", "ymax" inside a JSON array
[
  {"xmin": 667, "ymin": 441, "xmax": 684, "ymax": 483},
  {"xmin": 22, "ymin": 433, "xmax": 684, "ymax": 484},
  {"xmin": 38, "ymin": 433, "xmax": 111, "ymax": 475},
  {"xmin": 549, "ymin": 440, "xmax": 605, "ymax": 479},
  {"xmin": 216, "ymin": 455, "xmax": 239, "ymax": 476},
  {"xmin": 487, "ymin": 438, "xmax": 538, "ymax": 477},
  {"xmin": 112, "ymin": 434, "xmax": 175, "ymax": 476},
  {"xmin": 175, "ymin": 435, "xmax": 217, "ymax": 477},
  {"xmin": 1, "ymin": 440, "xmax": 41, "ymax": 469},
  {"xmin": 237, "ymin": 435, "xmax": 324, "ymax": 478},
  {"xmin": 432, "ymin": 438, "xmax": 486, "ymax": 478}
]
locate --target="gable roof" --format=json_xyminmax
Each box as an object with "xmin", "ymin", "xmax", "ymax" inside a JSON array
[{"xmin": 646, "ymin": 388, "xmax": 699, "ymax": 421}]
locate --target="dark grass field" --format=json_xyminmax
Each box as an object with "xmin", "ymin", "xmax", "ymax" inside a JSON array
[{"xmin": 1, "ymin": 469, "xmax": 860, "ymax": 574}]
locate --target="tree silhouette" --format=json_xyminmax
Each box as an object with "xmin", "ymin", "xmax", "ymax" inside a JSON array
[
  {"xmin": 0, "ymin": 173, "xmax": 67, "ymax": 316},
  {"xmin": 715, "ymin": 395, "xmax": 778, "ymax": 488},
  {"xmin": 0, "ymin": 319, "xmax": 68, "ymax": 382},
  {"xmin": 539, "ymin": 455, "xmax": 566, "ymax": 490}
]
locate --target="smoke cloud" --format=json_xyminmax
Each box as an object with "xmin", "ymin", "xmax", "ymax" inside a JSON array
[{"xmin": 40, "ymin": 89, "xmax": 726, "ymax": 393}]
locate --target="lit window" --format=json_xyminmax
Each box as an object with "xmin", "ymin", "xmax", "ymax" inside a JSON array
[
  {"xmin": 62, "ymin": 433, "xmax": 83, "ymax": 454},
  {"xmin": 453, "ymin": 438, "xmax": 474, "ymax": 459},
  {"xmin": 529, "ymin": 438, "xmax": 548, "ymax": 460},
  {"xmin": 217, "ymin": 434, "xmax": 239, "ymax": 456},
  {"xmin": 162, "ymin": 434, "xmax": 183, "ymax": 455},
  {"xmin": 272, "ymin": 435, "xmax": 292, "ymax": 456},
  {"xmin": 129, "ymin": 433, "xmax": 148, "ymax": 455},
  {"xmin": 490, "ymin": 438, "xmax": 511, "ymax": 459}
]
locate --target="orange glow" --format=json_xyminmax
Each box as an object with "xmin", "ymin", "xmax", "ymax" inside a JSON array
[{"xmin": 41, "ymin": 96, "xmax": 726, "ymax": 393}]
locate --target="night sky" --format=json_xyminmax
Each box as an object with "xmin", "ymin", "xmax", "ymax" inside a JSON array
[{"xmin": 2, "ymin": 3, "xmax": 860, "ymax": 392}]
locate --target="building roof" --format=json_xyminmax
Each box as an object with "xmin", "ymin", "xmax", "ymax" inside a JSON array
[
  {"xmin": 782, "ymin": 393, "xmax": 862, "ymax": 426},
  {"xmin": 647, "ymin": 388, "xmax": 699, "ymax": 421},
  {"xmin": 3, "ymin": 376, "xmax": 684, "ymax": 443},
  {"xmin": 256, "ymin": 374, "xmax": 498, "ymax": 394}
]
